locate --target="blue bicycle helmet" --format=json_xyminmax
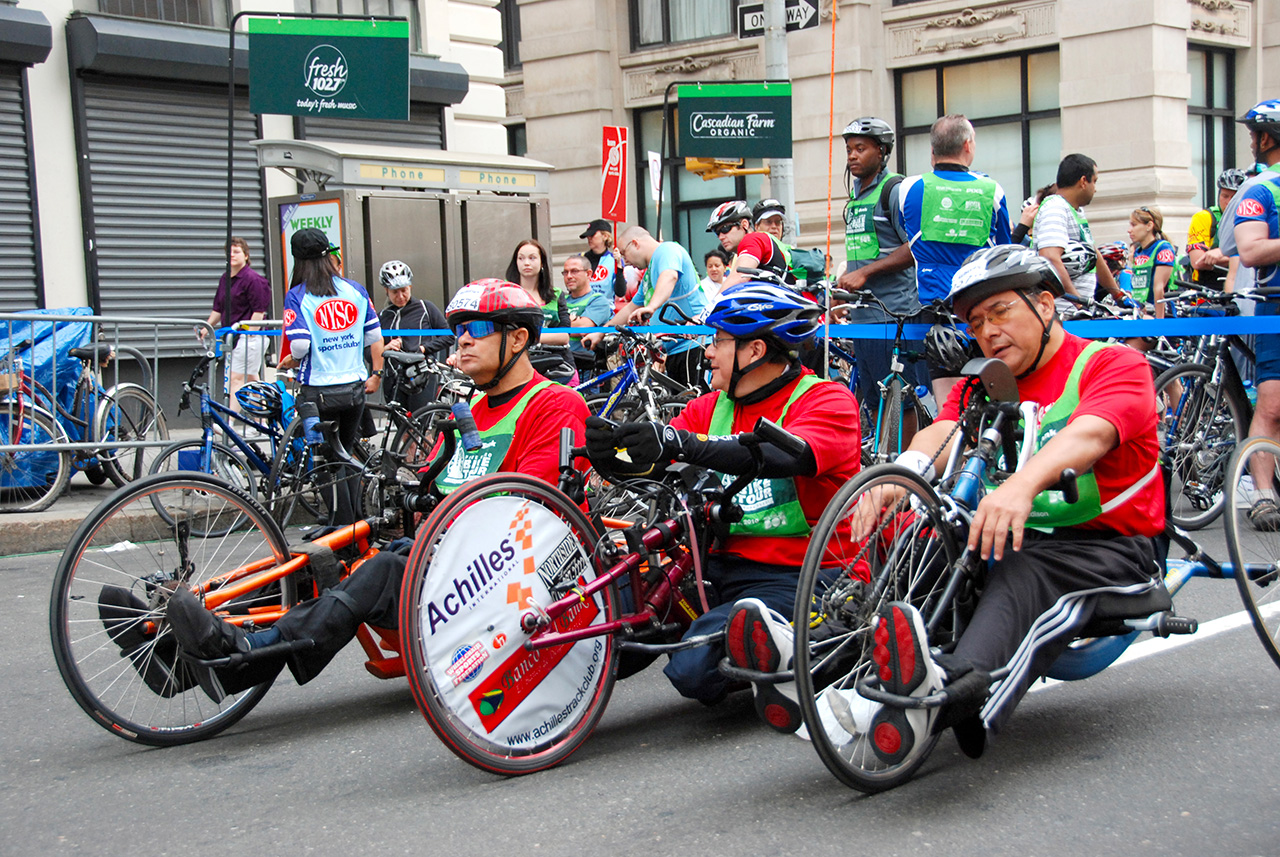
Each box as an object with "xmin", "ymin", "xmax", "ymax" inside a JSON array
[
  {"xmin": 706, "ymin": 282, "xmax": 823, "ymax": 346},
  {"xmin": 235, "ymin": 381, "xmax": 283, "ymax": 419},
  {"xmin": 1238, "ymin": 99, "xmax": 1280, "ymax": 134}
]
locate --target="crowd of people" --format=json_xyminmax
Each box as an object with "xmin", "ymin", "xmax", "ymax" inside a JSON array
[{"xmin": 153, "ymin": 98, "xmax": 1280, "ymax": 775}]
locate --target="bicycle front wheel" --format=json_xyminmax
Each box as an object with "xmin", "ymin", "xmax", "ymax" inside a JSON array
[
  {"xmin": 1224, "ymin": 435, "xmax": 1280, "ymax": 670},
  {"xmin": 149, "ymin": 438, "xmax": 257, "ymax": 537},
  {"xmin": 0, "ymin": 406, "xmax": 70, "ymax": 512},
  {"xmin": 400, "ymin": 473, "xmax": 618, "ymax": 775},
  {"xmin": 95, "ymin": 383, "xmax": 169, "ymax": 486},
  {"xmin": 49, "ymin": 472, "xmax": 294, "ymax": 745},
  {"xmin": 794, "ymin": 465, "xmax": 961, "ymax": 793},
  {"xmin": 1154, "ymin": 362, "xmax": 1247, "ymax": 530}
]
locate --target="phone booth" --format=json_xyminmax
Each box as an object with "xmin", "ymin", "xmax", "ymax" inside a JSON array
[{"xmin": 254, "ymin": 139, "xmax": 554, "ymax": 316}]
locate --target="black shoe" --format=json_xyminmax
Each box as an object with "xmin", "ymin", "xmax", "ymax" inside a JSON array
[
  {"xmin": 952, "ymin": 714, "xmax": 988, "ymax": 759},
  {"xmin": 166, "ymin": 587, "xmax": 250, "ymax": 660},
  {"xmin": 98, "ymin": 585, "xmax": 192, "ymax": 698}
]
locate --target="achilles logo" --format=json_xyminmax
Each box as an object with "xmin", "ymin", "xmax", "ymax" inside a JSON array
[
  {"xmin": 426, "ymin": 537, "xmax": 516, "ymax": 634},
  {"xmin": 304, "ymin": 45, "xmax": 348, "ymax": 96}
]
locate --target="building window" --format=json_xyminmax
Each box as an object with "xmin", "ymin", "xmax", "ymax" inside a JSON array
[
  {"xmin": 499, "ymin": 0, "xmax": 521, "ymax": 71},
  {"xmin": 633, "ymin": 105, "xmax": 764, "ymax": 266},
  {"xmin": 632, "ymin": 0, "xmax": 734, "ymax": 50},
  {"xmin": 97, "ymin": 0, "xmax": 229, "ymax": 28},
  {"xmin": 507, "ymin": 123, "xmax": 526, "ymax": 157},
  {"xmin": 1188, "ymin": 45, "xmax": 1235, "ymax": 209},
  {"xmin": 299, "ymin": 0, "xmax": 421, "ymax": 51},
  {"xmin": 895, "ymin": 49, "xmax": 1061, "ymax": 204}
]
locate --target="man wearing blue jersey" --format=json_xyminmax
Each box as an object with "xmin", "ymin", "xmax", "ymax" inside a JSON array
[{"xmin": 897, "ymin": 114, "xmax": 1011, "ymax": 399}]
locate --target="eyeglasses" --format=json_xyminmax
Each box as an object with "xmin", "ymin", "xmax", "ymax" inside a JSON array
[
  {"xmin": 453, "ymin": 320, "xmax": 499, "ymax": 339},
  {"xmin": 710, "ymin": 335, "xmax": 739, "ymax": 348},
  {"xmin": 713, "ymin": 223, "xmax": 738, "ymax": 236},
  {"xmin": 562, "ymin": 268, "xmax": 588, "ymax": 276},
  {"xmin": 967, "ymin": 299, "xmax": 1021, "ymax": 335}
]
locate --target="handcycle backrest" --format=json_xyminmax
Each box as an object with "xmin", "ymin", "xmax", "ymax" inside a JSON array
[{"xmin": 960, "ymin": 357, "xmax": 1018, "ymax": 403}]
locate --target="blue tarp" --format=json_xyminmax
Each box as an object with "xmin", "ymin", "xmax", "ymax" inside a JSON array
[{"xmin": 3, "ymin": 308, "xmax": 94, "ymax": 440}]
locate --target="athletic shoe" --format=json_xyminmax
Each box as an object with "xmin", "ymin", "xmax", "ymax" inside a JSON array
[
  {"xmin": 98, "ymin": 585, "xmax": 192, "ymax": 698},
  {"xmin": 1249, "ymin": 498, "xmax": 1280, "ymax": 532},
  {"xmin": 724, "ymin": 597, "xmax": 802, "ymax": 733},
  {"xmin": 814, "ymin": 682, "xmax": 880, "ymax": 751},
  {"xmin": 867, "ymin": 601, "xmax": 946, "ymax": 766}
]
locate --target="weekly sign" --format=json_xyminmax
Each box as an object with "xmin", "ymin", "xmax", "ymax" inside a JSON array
[
  {"xmin": 248, "ymin": 18, "xmax": 409, "ymax": 120},
  {"xmin": 677, "ymin": 82, "xmax": 792, "ymax": 159}
]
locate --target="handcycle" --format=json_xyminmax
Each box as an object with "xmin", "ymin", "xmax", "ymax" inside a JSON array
[
  {"xmin": 47, "ymin": 405, "xmax": 467, "ymax": 745},
  {"xmin": 396, "ymin": 417, "xmax": 809, "ymax": 774},
  {"xmin": 790, "ymin": 355, "xmax": 1280, "ymax": 793}
]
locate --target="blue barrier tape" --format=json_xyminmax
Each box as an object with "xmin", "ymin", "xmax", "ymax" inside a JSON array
[{"xmin": 218, "ymin": 316, "xmax": 1280, "ymax": 342}]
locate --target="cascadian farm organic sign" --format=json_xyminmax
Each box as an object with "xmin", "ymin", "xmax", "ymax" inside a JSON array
[
  {"xmin": 677, "ymin": 82, "xmax": 792, "ymax": 159},
  {"xmin": 248, "ymin": 18, "xmax": 409, "ymax": 120}
]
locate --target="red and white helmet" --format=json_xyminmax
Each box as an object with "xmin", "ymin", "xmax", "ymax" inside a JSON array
[{"xmin": 446, "ymin": 278, "xmax": 544, "ymax": 337}]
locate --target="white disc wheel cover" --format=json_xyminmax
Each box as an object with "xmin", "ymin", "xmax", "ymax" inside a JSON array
[{"xmin": 417, "ymin": 496, "xmax": 606, "ymax": 751}]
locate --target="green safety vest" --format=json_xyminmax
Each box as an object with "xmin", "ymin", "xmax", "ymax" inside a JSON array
[
  {"xmin": 1030, "ymin": 198, "xmax": 1093, "ymax": 249},
  {"xmin": 539, "ymin": 286, "xmax": 566, "ymax": 327},
  {"xmin": 435, "ymin": 379, "xmax": 555, "ymax": 495},
  {"xmin": 706, "ymin": 374, "xmax": 824, "ymax": 537},
  {"xmin": 1130, "ymin": 240, "xmax": 1171, "ymax": 305},
  {"xmin": 845, "ymin": 172, "xmax": 900, "ymax": 261},
  {"xmin": 919, "ymin": 172, "xmax": 997, "ymax": 245},
  {"xmin": 983, "ymin": 341, "xmax": 1158, "ymax": 530}
]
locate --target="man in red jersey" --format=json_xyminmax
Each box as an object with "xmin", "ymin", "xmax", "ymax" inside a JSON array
[
  {"xmin": 706, "ymin": 200, "xmax": 796, "ymax": 289},
  {"xmin": 154, "ymin": 280, "xmax": 590, "ymax": 696},
  {"xmin": 819, "ymin": 245, "xmax": 1164, "ymax": 765},
  {"xmin": 585, "ymin": 281, "xmax": 862, "ymax": 732}
]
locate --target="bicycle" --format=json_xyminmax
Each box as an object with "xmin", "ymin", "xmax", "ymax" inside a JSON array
[
  {"xmin": 5, "ymin": 334, "xmax": 168, "ymax": 488},
  {"xmin": 48, "ymin": 408, "xmax": 463, "ymax": 745},
  {"xmin": 576, "ymin": 325, "xmax": 698, "ymax": 422},
  {"xmin": 790, "ymin": 355, "xmax": 1277, "ymax": 793},
  {"xmin": 829, "ymin": 287, "xmax": 933, "ymax": 465},
  {"xmin": 0, "ymin": 346, "xmax": 71, "ymax": 511},
  {"xmin": 397, "ymin": 418, "xmax": 808, "ymax": 774}
]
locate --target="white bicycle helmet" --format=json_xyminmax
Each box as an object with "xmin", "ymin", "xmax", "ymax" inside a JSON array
[
  {"xmin": 1060, "ymin": 241, "xmax": 1097, "ymax": 279},
  {"xmin": 379, "ymin": 260, "xmax": 413, "ymax": 290}
]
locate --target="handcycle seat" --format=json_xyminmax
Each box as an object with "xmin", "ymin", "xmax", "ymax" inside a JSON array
[
  {"xmin": 1075, "ymin": 579, "xmax": 1174, "ymax": 638},
  {"xmin": 69, "ymin": 343, "xmax": 114, "ymax": 364}
]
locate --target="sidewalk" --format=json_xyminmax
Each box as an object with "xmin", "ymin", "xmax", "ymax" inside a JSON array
[{"xmin": 5, "ymin": 428, "xmax": 205, "ymax": 557}]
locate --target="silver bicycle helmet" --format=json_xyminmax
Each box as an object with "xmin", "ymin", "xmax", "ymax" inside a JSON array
[
  {"xmin": 948, "ymin": 245, "xmax": 1063, "ymax": 316},
  {"xmin": 379, "ymin": 260, "xmax": 413, "ymax": 290},
  {"xmin": 1060, "ymin": 241, "xmax": 1097, "ymax": 279},
  {"xmin": 1217, "ymin": 168, "xmax": 1248, "ymax": 191},
  {"xmin": 706, "ymin": 200, "xmax": 753, "ymax": 233}
]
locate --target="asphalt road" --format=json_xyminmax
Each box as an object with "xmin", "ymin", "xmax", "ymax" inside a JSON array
[{"xmin": 4, "ymin": 529, "xmax": 1278, "ymax": 857}]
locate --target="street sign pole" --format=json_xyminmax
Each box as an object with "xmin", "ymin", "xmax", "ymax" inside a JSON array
[{"xmin": 763, "ymin": 0, "xmax": 796, "ymax": 243}]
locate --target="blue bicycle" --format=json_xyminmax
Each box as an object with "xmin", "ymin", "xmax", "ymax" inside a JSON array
[
  {"xmin": 148, "ymin": 353, "xmax": 293, "ymax": 533},
  {"xmin": 576, "ymin": 326, "xmax": 697, "ymax": 422}
]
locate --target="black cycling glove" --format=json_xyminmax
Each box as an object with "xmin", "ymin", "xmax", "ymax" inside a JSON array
[{"xmin": 584, "ymin": 416, "xmax": 815, "ymax": 479}]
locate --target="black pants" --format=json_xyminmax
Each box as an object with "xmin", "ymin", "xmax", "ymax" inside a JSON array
[
  {"xmin": 952, "ymin": 532, "xmax": 1159, "ymax": 736},
  {"xmin": 297, "ymin": 381, "xmax": 366, "ymax": 525}
]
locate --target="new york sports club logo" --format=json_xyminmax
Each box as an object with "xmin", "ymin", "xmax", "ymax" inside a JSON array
[
  {"xmin": 1156, "ymin": 248, "xmax": 1176, "ymax": 264},
  {"xmin": 1238, "ymin": 198, "xmax": 1266, "ymax": 219}
]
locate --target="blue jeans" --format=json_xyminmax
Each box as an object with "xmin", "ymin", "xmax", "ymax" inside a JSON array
[{"xmin": 662, "ymin": 556, "xmax": 800, "ymax": 703}]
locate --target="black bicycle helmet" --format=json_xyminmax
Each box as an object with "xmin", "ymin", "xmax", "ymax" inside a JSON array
[
  {"xmin": 948, "ymin": 245, "xmax": 1063, "ymax": 317},
  {"xmin": 752, "ymin": 198, "xmax": 786, "ymax": 224},
  {"xmin": 706, "ymin": 200, "xmax": 753, "ymax": 233},
  {"xmin": 841, "ymin": 117, "xmax": 895, "ymax": 156},
  {"xmin": 235, "ymin": 381, "xmax": 283, "ymax": 419},
  {"xmin": 1217, "ymin": 168, "xmax": 1248, "ymax": 191},
  {"xmin": 924, "ymin": 324, "xmax": 979, "ymax": 377}
]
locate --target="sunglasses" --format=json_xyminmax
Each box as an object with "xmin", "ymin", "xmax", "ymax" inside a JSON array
[
  {"xmin": 714, "ymin": 223, "xmax": 738, "ymax": 236},
  {"xmin": 453, "ymin": 320, "xmax": 499, "ymax": 339}
]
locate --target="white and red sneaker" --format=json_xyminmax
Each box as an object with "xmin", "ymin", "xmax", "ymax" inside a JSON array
[
  {"xmin": 725, "ymin": 598, "xmax": 802, "ymax": 733},
  {"xmin": 867, "ymin": 601, "xmax": 945, "ymax": 765}
]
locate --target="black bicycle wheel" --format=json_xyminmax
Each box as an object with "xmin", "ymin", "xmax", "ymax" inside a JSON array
[
  {"xmin": 389, "ymin": 404, "xmax": 452, "ymax": 469},
  {"xmin": 1154, "ymin": 362, "xmax": 1247, "ymax": 530},
  {"xmin": 400, "ymin": 473, "xmax": 619, "ymax": 775},
  {"xmin": 49, "ymin": 472, "xmax": 294, "ymax": 745},
  {"xmin": 1224, "ymin": 435, "xmax": 1280, "ymax": 670},
  {"xmin": 793, "ymin": 464, "xmax": 961, "ymax": 793},
  {"xmin": 0, "ymin": 406, "xmax": 70, "ymax": 512},
  {"xmin": 95, "ymin": 383, "xmax": 169, "ymax": 487},
  {"xmin": 873, "ymin": 377, "xmax": 905, "ymax": 464},
  {"xmin": 148, "ymin": 439, "xmax": 257, "ymax": 537},
  {"xmin": 265, "ymin": 417, "xmax": 356, "ymax": 531}
]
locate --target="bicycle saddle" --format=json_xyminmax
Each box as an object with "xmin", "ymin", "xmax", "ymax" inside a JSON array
[{"xmin": 69, "ymin": 343, "xmax": 114, "ymax": 364}]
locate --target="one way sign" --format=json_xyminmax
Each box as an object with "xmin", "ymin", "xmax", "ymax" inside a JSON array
[{"xmin": 738, "ymin": 0, "xmax": 819, "ymax": 39}]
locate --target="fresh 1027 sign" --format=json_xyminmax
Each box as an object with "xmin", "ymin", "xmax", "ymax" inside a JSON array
[
  {"xmin": 248, "ymin": 18, "xmax": 409, "ymax": 120},
  {"xmin": 677, "ymin": 82, "xmax": 792, "ymax": 160}
]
